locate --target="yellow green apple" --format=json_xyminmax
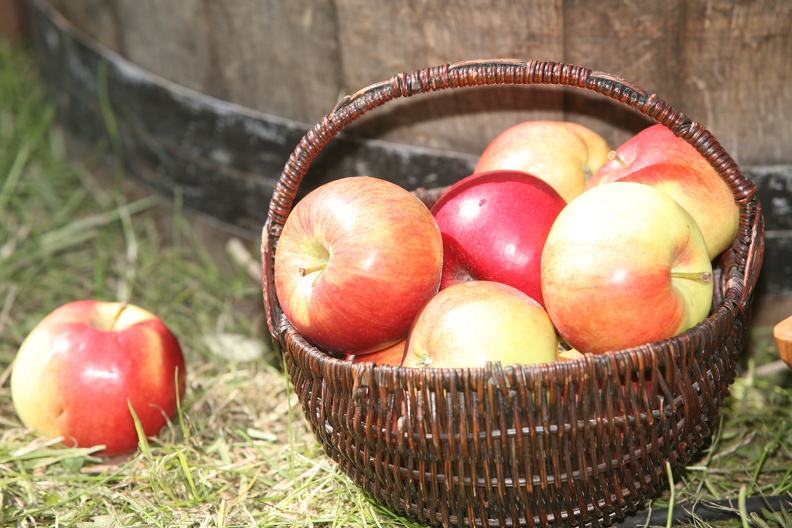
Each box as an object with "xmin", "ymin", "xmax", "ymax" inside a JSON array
[
  {"xmin": 474, "ymin": 120, "xmax": 611, "ymax": 202},
  {"xmin": 402, "ymin": 281, "xmax": 558, "ymax": 368},
  {"xmin": 541, "ymin": 182, "xmax": 714, "ymax": 354}
]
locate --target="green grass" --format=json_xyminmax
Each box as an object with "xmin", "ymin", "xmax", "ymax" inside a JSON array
[{"xmin": 1, "ymin": 40, "xmax": 790, "ymax": 527}]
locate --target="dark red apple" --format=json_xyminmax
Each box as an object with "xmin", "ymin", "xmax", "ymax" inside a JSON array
[{"xmin": 430, "ymin": 170, "xmax": 567, "ymax": 307}]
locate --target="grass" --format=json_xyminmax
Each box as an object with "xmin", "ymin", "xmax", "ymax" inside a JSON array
[{"xmin": 1, "ymin": 40, "xmax": 791, "ymax": 528}]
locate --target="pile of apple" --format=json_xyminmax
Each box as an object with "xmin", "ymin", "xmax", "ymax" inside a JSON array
[{"xmin": 273, "ymin": 122, "xmax": 740, "ymax": 369}]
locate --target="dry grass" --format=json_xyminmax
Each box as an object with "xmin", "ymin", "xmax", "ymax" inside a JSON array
[{"xmin": 1, "ymin": 41, "xmax": 790, "ymax": 528}]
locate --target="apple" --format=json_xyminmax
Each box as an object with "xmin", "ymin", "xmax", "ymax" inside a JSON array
[
  {"xmin": 541, "ymin": 182, "xmax": 714, "ymax": 354},
  {"xmin": 430, "ymin": 170, "xmax": 566, "ymax": 307},
  {"xmin": 274, "ymin": 176, "xmax": 443, "ymax": 354},
  {"xmin": 10, "ymin": 300, "xmax": 186, "ymax": 456},
  {"xmin": 402, "ymin": 281, "xmax": 558, "ymax": 369},
  {"xmin": 586, "ymin": 124, "xmax": 740, "ymax": 259},
  {"xmin": 474, "ymin": 120, "xmax": 611, "ymax": 202},
  {"xmin": 345, "ymin": 338, "xmax": 406, "ymax": 366}
]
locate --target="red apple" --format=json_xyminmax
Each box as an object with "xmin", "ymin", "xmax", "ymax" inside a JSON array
[
  {"xmin": 541, "ymin": 182, "xmax": 714, "ymax": 354},
  {"xmin": 430, "ymin": 170, "xmax": 566, "ymax": 307},
  {"xmin": 586, "ymin": 124, "xmax": 740, "ymax": 259},
  {"xmin": 345, "ymin": 338, "xmax": 406, "ymax": 366},
  {"xmin": 10, "ymin": 300, "xmax": 186, "ymax": 456},
  {"xmin": 402, "ymin": 281, "xmax": 558, "ymax": 369},
  {"xmin": 474, "ymin": 120, "xmax": 611, "ymax": 202},
  {"xmin": 274, "ymin": 176, "xmax": 443, "ymax": 354}
]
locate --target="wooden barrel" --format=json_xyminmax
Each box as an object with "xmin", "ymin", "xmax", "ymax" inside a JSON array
[
  {"xmin": 43, "ymin": 0, "xmax": 792, "ymax": 164},
  {"xmin": 29, "ymin": 0, "xmax": 792, "ymax": 295}
]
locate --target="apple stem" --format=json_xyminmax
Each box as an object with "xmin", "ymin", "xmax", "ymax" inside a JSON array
[
  {"xmin": 608, "ymin": 150, "xmax": 629, "ymax": 169},
  {"xmin": 109, "ymin": 302, "xmax": 128, "ymax": 331},
  {"xmin": 671, "ymin": 271, "xmax": 713, "ymax": 284},
  {"xmin": 299, "ymin": 262, "xmax": 327, "ymax": 287}
]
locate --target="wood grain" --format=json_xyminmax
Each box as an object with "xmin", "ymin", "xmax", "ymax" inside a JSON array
[
  {"xmin": 45, "ymin": 0, "xmax": 792, "ymax": 166},
  {"xmin": 333, "ymin": 0, "xmax": 567, "ymax": 155},
  {"xmin": 679, "ymin": 0, "xmax": 792, "ymax": 165},
  {"xmin": 562, "ymin": 0, "xmax": 683, "ymax": 152}
]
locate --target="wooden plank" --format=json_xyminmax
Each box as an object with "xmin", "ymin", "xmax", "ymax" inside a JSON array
[
  {"xmin": 562, "ymin": 0, "xmax": 683, "ymax": 152},
  {"xmin": 190, "ymin": 0, "xmax": 343, "ymax": 123},
  {"xmin": 29, "ymin": 0, "xmax": 475, "ymax": 235},
  {"xmin": 49, "ymin": 0, "xmax": 124, "ymax": 52},
  {"xmin": 678, "ymin": 0, "xmax": 792, "ymax": 166},
  {"xmin": 47, "ymin": 0, "xmax": 792, "ymax": 167},
  {"xmin": 0, "ymin": 0, "xmax": 29, "ymax": 40},
  {"xmin": 333, "ymin": 0, "xmax": 566, "ymax": 157},
  {"xmin": 49, "ymin": 0, "xmax": 343, "ymax": 125},
  {"xmin": 104, "ymin": 0, "xmax": 211, "ymax": 96},
  {"xmin": 750, "ymin": 165, "xmax": 792, "ymax": 296}
]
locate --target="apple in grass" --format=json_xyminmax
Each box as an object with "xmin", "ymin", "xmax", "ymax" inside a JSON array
[
  {"xmin": 274, "ymin": 176, "xmax": 443, "ymax": 355},
  {"xmin": 431, "ymin": 170, "xmax": 566, "ymax": 307},
  {"xmin": 586, "ymin": 124, "xmax": 740, "ymax": 259},
  {"xmin": 11, "ymin": 300, "xmax": 186, "ymax": 457},
  {"xmin": 474, "ymin": 120, "xmax": 611, "ymax": 202},
  {"xmin": 541, "ymin": 182, "xmax": 714, "ymax": 354},
  {"xmin": 402, "ymin": 281, "xmax": 558, "ymax": 369}
]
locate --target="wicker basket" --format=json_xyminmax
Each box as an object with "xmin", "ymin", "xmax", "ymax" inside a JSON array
[{"xmin": 260, "ymin": 59, "xmax": 765, "ymax": 528}]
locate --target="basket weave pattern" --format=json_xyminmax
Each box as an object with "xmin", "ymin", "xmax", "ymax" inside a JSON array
[{"xmin": 261, "ymin": 59, "xmax": 765, "ymax": 527}]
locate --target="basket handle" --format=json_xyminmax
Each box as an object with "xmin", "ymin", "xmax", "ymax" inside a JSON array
[
  {"xmin": 261, "ymin": 58, "xmax": 761, "ymax": 338},
  {"xmin": 741, "ymin": 198, "xmax": 765, "ymax": 305}
]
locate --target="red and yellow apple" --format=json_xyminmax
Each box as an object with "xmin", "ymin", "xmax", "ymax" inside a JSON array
[
  {"xmin": 474, "ymin": 120, "xmax": 611, "ymax": 202},
  {"xmin": 402, "ymin": 281, "xmax": 558, "ymax": 369},
  {"xmin": 10, "ymin": 300, "xmax": 186, "ymax": 456},
  {"xmin": 274, "ymin": 176, "xmax": 443, "ymax": 354},
  {"xmin": 345, "ymin": 338, "xmax": 406, "ymax": 366},
  {"xmin": 586, "ymin": 124, "xmax": 740, "ymax": 259},
  {"xmin": 431, "ymin": 170, "xmax": 566, "ymax": 307},
  {"xmin": 541, "ymin": 182, "xmax": 714, "ymax": 354}
]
